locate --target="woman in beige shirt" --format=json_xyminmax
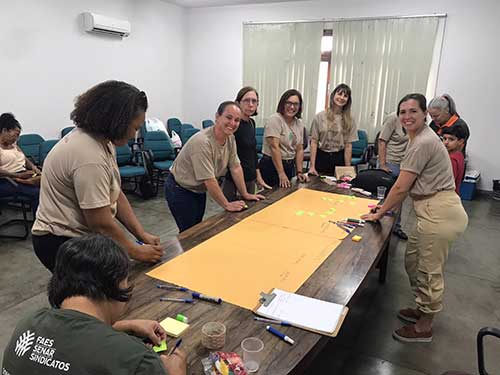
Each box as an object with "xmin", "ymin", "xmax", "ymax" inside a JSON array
[
  {"xmin": 362, "ymin": 93, "xmax": 468, "ymax": 343},
  {"xmin": 32, "ymin": 81, "xmax": 164, "ymax": 272},
  {"xmin": 308, "ymin": 84, "xmax": 358, "ymax": 176},
  {"xmin": 0, "ymin": 113, "xmax": 41, "ymax": 212},
  {"xmin": 258, "ymin": 89, "xmax": 309, "ymax": 188}
]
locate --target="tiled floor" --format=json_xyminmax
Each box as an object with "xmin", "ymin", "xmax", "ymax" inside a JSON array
[{"xmin": 1, "ymin": 190, "xmax": 499, "ymax": 374}]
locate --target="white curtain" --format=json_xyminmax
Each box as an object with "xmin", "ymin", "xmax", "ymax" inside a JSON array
[
  {"xmin": 243, "ymin": 22, "xmax": 323, "ymax": 129},
  {"xmin": 329, "ymin": 17, "xmax": 442, "ymax": 140}
]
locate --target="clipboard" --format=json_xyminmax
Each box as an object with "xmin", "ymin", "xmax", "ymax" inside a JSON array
[{"xmin": 253, "ymin": 289, "xmax": 349, "ymax": 337}]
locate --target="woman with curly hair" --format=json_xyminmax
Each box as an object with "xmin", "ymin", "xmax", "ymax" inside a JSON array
[{"xmin": 32, "ymin": 81, "xmax": 164, "ymax": 272}]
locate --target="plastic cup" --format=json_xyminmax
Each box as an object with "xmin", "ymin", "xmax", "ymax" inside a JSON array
[
  {"xmin": 241, "ymin": 337, "xmax": 264, "ymax": 373},
  {"xmin": 201, "ymin": 322, "xmax": 226, "ymax": 350},
  {"xmin": 377, "ymin": 186, "xmax": 387, "ymax": 200}
]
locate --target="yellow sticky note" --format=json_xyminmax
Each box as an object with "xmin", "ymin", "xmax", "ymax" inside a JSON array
[
  {"xmin": 352, "ymin": 235, "xmax": 362, "ymax": 242},
  {"xmin": 160, "ymin": 317, "xmax": 189, "ymax": 337},
  {"xmin": 153, "ymin": 340, "xmax": 168, "ymax": 353}
]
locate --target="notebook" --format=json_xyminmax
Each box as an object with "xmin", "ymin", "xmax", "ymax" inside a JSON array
[
  {"xmin": 160, "ymin": 317, "xmax": 189, "ymax": 338},
  {"xmin": 254, "ymin": 288, "xmax": 348, "ymax": 337}
]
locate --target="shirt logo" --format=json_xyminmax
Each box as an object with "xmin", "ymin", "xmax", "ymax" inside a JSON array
[{"xmin": 14, "ymin": 330, "xmax": 35, "ymax": 357}]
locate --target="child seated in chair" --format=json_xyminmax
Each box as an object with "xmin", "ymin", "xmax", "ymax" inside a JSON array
[{"xmin": 441, "ymin": 125, "xmax": 467, "ymax": 194}]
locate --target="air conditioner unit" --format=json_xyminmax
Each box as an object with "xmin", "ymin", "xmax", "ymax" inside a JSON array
[{"xmin": 82, "ymin": 12, "xmax": 131, "ymax": 38}]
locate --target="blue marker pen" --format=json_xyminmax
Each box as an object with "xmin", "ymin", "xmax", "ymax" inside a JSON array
[
  {"xmin": 192, "ymin": 292, "xmax": 222, "ymax": 304},
  {"xmin": 336, "ymin": 223, "xmax": 352, "ymax": 234},
  {"xmin": 157, "ymin": 284, "xmax": 188, "ymax": 292},
  {"xmin": 168, "ymin": 339, "xmax": 182, "ymax": 356},
  {"xmin": 266, "ymin": 325, "xmax": 294, "ymax": 345},
  {"xmin": 254, "ymin": 317, "xmax": 291, "ymax": 326},
  {"xmin": 159, "ymin": 297, "xmax": 194, "ymax": 303},
  {"xmin": 136, "ymin": 240, "xmax": 144, "ymax": 245}
]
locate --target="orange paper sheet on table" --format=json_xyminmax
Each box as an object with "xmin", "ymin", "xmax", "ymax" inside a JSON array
[{"xmin": 147, "ymin": 189, "xmax": 378, "ymax": 310}]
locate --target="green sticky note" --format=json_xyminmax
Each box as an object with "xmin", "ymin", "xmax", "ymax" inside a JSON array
[
  {"xmin": 296, "ymin": 210, "xmax": 305, "ymax": 216},
  {"xmin": 330, "ymin": 208, "xmax": 337, "ymax": 213},
  {"xmin": 320, "ymin": 214, "xmax": 327, "ymax": 218},
  {"xmin": 153, "ymin": 340, "xmax": 168, "ymax": 353},
  {"xmin": 307, "ymin": 212, "xmax": 315, "ymax": 216}
]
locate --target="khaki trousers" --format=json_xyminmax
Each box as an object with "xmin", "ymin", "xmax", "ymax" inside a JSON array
[{"xmin": 405, "ymin": 190, "xmax": 468, "ymax": 314}]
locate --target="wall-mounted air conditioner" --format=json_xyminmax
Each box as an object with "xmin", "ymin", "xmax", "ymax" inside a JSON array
[{"xmin": 82, "ymin": 12, "xmax": 131, "ymax": 38}]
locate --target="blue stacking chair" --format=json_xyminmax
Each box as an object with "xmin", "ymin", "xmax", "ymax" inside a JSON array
[
  {"xmin": 255, "ymin": 127, "xmax": 264, "ymax": 159},
  {"xmin": 17, "ymin": 134, "xmax": 45, "ymax": 166},
  {"xmin": 167, "ymin": 118, "xmax": 182, "ymax": 137},
  {"xmin": 39, "ymin": 139, "xmax": 58, "ymax": 166},
  {"xmin": 61, "ymin": 126, "xmax": 75, "ymax": 138},
  {"xmin": 0, "ymin": 187, "xmax": 33, "ymax": 240},
  {"xmin": 115, "ymin": 144, "xmax": 146, "ymax": 193},
  {"xmin": 351, "ymin": 129, "xmax": 368, "ymax": 167},
  {"xmin": 181, "ymin": 127, "xmax": 200, "ymax": 145},
  {"xmin": 202, "ymin": 119, "xmax": 214, "ymax": 129},
  {"xmin": 143, "ymin": 131, "xmax": 176, "ymax": 192}
]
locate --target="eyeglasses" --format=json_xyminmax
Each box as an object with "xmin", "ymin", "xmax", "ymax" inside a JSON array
[
  {"xmin": 241, "ymin": 98, "xmax": 259, "ymax": 105},
  {"xmin": 285, "ymin": 101, "xmax": 300, "ymax": 108}
]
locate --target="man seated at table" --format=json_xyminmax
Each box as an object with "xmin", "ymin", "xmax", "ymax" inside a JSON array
[{"xmin": 2, "ymin": 234, "xmax": 187, "ymax": 375}]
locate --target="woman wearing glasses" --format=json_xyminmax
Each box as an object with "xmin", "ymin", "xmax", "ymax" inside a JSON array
[
  {"xmin": 258, "ymin": 89, "xmax": 309, "ymax": 188},
  {"xmin": 428, "ymin": 94, "xmax": 470, "ymax": 153},
  {"xmin": 222, "ymin": 87, "xmax": 271, "ymax": 200},
  {"xmin": 308, "ymin": 83, "xmax": 358, "ymax": 176}
]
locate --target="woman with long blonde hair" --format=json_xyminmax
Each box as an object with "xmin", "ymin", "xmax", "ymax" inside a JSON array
[{"xmin": 308, "ymin": 83, "xmax": 358, "ymax": 176}]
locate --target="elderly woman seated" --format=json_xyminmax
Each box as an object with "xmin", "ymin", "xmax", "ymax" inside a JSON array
[{"xmin": 0, "ymin": 113, "xmax": 40, "ymax": 212}]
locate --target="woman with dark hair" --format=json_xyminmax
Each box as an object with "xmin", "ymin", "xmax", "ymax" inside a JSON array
[
  {"xmin": 362, "ymin": 93, "xmax": 468, "ymax": 343},
  {"xmin": 165, "ymin": 101, "xmax": 264, "ymax": 232},
  {"xmin": 308, "ymin": 84, "xmax": 358, "ymax": 176},
  {"xmin": 3, "ymin": 234, "xmax": 187, "ymax": 375},
  {"xmin": 32, "ymin": 81, "xmax": 164, "ymax": 272},
  {"xmin": 222, "ymin": 87, "xmax": 270, "ymax": 201},
  {"xmin": 0, "ymin": 113, "xmax": 41, "ymax": 212},
  {"xmin": 258, "ymin": 89, "xmax": 309, "ymax": 188},
  {"xmin": 428, "ymin": 94, "xmax": 470, "ymax": 152}
]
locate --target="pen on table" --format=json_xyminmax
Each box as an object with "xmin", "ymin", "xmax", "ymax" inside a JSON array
[
  {"xmin": 340, "ymin": 222, "xmax": 356, "ymax": 229},
  {"xmin": 159, "ymin": 297, "xmax": 194, "ymax": 303},
  {"xmin": 192, "ymin": 292, "xmax": 222, "ymax": 304},
  {"xmin": 335, "ymin": 223, "xmax": 352, "ymax": 234},
  {"xmin": 157, "ymin": 284, "xmax": 188, "ymax": 292},
  {"xmin": 266, "ymin": 325, "xmax": 294, "ymax": 345},
  {"xmin": 254, "ymin": 317, "xmax": 292, "ymax": 326},
  {"xmin": 168, "ymin": 339, "xmax": 182, "ymax": 356},
  {"xmin": 346, "ymin": 218, "xmax": 365, "ymax": 224}
]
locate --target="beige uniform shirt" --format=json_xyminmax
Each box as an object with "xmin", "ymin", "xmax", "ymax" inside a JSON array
[
  {"xmin": 400, "ymin": 125, "xmax": 455, "ymax": 197},
  {"xmin": 310, "ymin": 111, "xmax": 358, "ymax": 152},
  {"xmin": 262, "ymin": 113, "xmax": 303, "ymax": 160},
  {"xmin": 32, "ymin": 128, "xmax": 121, "ymax": 237},
  {"xmin": 378, "ymin": 112, "xmax": 409, "ymax": 164},
  {"xmin": 171, "ymin": 127, "xmax": 240, "ymax": 193},
  {"xmin": 0, "ymin": 146, "xmax": 26, "ymax": 173}
]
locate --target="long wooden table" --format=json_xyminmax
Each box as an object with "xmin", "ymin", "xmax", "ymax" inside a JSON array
[{"xmin": 125, "ymin": 176, "xmax": 395, "ymax": 374}]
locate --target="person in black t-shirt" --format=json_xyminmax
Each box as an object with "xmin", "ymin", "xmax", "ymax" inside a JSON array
[
  {"xmin": 222, "ymin": 87, "xmax": 271, "ymax": 200},
  {"xmin": 2, "ymin": 234, "xmax": 187, "ymax": 375}
]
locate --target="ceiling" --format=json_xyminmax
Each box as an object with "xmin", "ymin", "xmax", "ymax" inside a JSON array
[{"xmin": 162, "ymin": 0, "xmax": 306, "ymax": 8}]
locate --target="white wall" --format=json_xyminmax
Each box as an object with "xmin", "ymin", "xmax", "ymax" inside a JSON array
[
  {"xmin": 183, "ymin": 0, "xmax": 500, "ymax": 190},
  {"xmin": 0, "ymin": 0, "xmax": 185, "ymax": 139}
]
